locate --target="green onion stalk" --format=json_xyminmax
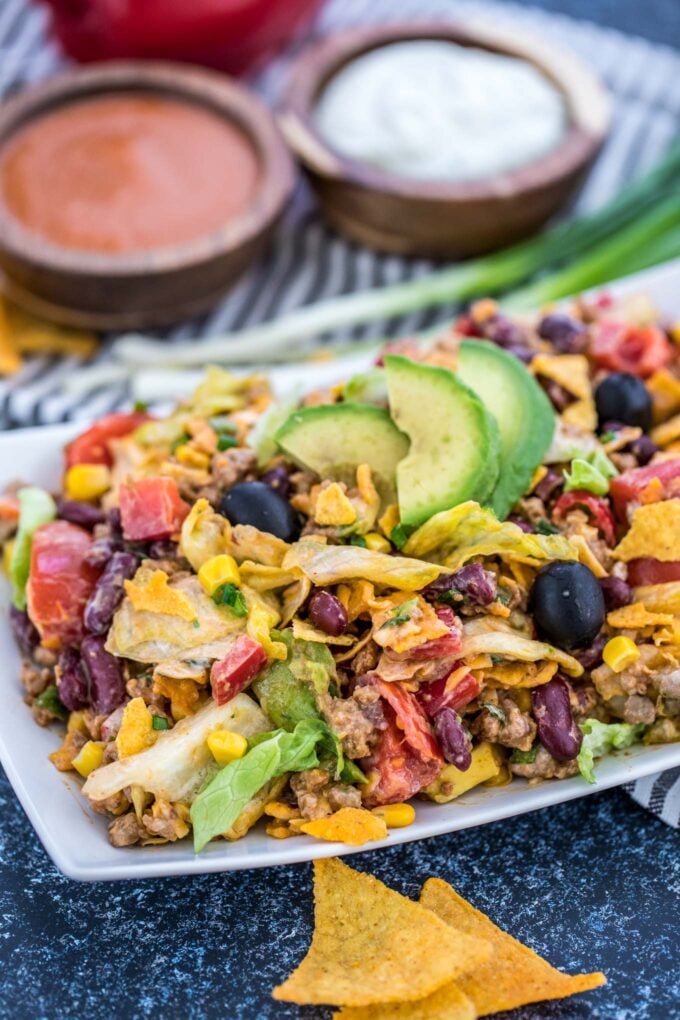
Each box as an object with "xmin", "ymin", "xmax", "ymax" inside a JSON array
[{"xmin": 109, "ymin": 140, "xmax": 680, "ymax": 369}]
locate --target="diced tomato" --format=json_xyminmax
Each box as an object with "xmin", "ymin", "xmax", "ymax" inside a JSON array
[
  {"xmin": 374, "ymin": 678, "xmax": 444, "ymax": 764},
  {"xmin": 361, "ymin": 703, "xmax": 442, "ymax": 806},
  {"xmin": 0, "ymin": 494, "xmax": 20, "ymax": 522},
  {"xmin": 609, "ymin": 458, "xmax": 680, "ymax": 520},
  {"xmin": 417, "ymin": 669, "xmax": 481, "ymax": 718},
  {"xmin": 210, "ymin": 635, "xmax": 268, "ymax": 705},
  {"xmin": 626, "ymin": 558, "xmax": 680, "ymax": 587},
  {"xmin": 552, "ymin": 490, "xmax": 617, "ymax": 545},
  {"xmin": 26, "ymin": 521, "xmax": 99, "ymax": 649},
  {"xmin": 409, "ymin": 605, "xmax": 463, "ymax": 660},
  {"xmin": 65, "ymin": 411, "xmax": 151, "ymax": 468},
  {"xmin": 591, "ymin": 320, "xmax": 672, "ymax": 378},
  {"xmin": 119, "ymin": 477, "xmax": 190, "ymax": 541}
]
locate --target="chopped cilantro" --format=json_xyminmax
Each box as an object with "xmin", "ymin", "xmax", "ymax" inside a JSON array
[
  {"xmin": 213, "ymin": 583, "xmax": 248, "ymax": 617},
  {"xmin": 380, "ymin": 596, "xmax": 418, "ymax": 629},
  {"xmin": 535, "ymin": 518, "xmax": 560, "ymax": 535},
  {"xmin": 133, "ymin": 400, "xmax": 148, "ymax": 412},
  {"xmin": 209, "ymin": 416, "xmax": 237, "ymax": 433},
  {"xmin": 349, "ymin": 535, "xmax": 367, "ymax": 548},
  {"xmin": 170, "ymin": 432, "xmax": 191, "ymax": 453},
  {"xmin": 390, "ymin": 523, "xmax": 412, "ymax": 549},
  {"xmin": 152, "ymin": 716, "xmax": 170, "ymax": 731},
  {"xmin": 480, "ymin": 701, "xmax": 506, "ymax": 724},
  {"xmin": 496, "ymin": 587, "xmax": 512, "ymax": 606},
  {"xmin": 599, "ymin": 430, "xmax": 616, "ymax": 444},
  {"xmin": 511, "ymin": 744, "xmax": 539, "ymax": 764},
  {"xmin": 192, "ymin": 619, "xmax": 201, "ymax": 629},
  {"xmin": 34, "ymin": 685, "xmax": 67, "ymax": 720},
  {"xmin": 217, "ymin": 434, "xmax": 238, "ymax": 451}
]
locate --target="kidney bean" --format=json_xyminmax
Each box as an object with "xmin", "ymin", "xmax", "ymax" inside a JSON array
[
  {"xmin": 534, "ymin": 468, "xmax": 564, "ymax": 503},
  {"xmin": 433, "ymin": 709, "xmax": 472, "ymax": 770},
  {"xmin": 598, "ymin": 576, "xmax": 632, "ymax": 611},
  {"xmin": 260, "ymin": 465, "xmax": 291, "ymax": 499},
  {"xmin": 423, "ymin": 563, "xmax": 497, "ymax": 607},
  {"xmin": 80, "ymin": 634, "xmax": 125, "ymax": 714},
  {"xmin": 84, "ymin": 551, "xmax": 138, "ymax": 635},
  {"xmin": 574, "ymin": 635, "xmax": 607, "ymax": 671},
  {"xmin": 56, "ymin": 499, "xmax": 106, "ymax": 530},
  {"xmin": 84, "ymin": 535, "xmax": 122, "ymax": 569},
  {"xmin": 9, "ymin": 606, "xmax": 39, "ymax": 657},
  {"xmin": 147, "ymin": 539, "xmax": 178, "ymax": 560},
  {"xmin": 539, "ymin": 377, "xmax": 576, "ymax": 413},
  {"xmin": 56, "ymin": 646, "xmax": 89, "ymax": 711},
  {"xmin": 308, "ymin": 590, "xmax": 348, "ymax": 637},
  {"xmin": 532, "ymin": 676, "xmax": 582, "ymax": 762},
  {"xmin": 538, "ymin": 313, "xmax": 588, "ymax": 354},
  {"xmin": 628, "ymin": 435, "xmax": 657, "ymax": 466},
  {"xmin": 484, "ymin": 315, "xmax": 526, "ymax": 349}
]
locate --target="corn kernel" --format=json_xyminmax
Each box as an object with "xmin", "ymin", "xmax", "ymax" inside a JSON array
[
  {"xmin": 603, "ymin": 636, "xmax": 640, "ymax": 673},
  {"xmin": 72, "ymin": 740, "xmax": 104, "ymax": 778},
  {"xmin": 266, "ymin": 821, "xmax": 296, "ymax": 839},
  {"xmin": 207, "ymin": 729, "xmax": 248, "ymax": 766},
  {"xmin": 67, "ymin": 710, "xmax": 88, "ymax": 735},
  {"xmin": 198, "ymin": 554, "xmax": 241, "ymax": 595},
  {"xmin": 2, "ymin": 538, "xmax": 15, "ymax": 576},
  {"xmin": 364, "ymin": 532, "xmax": 391, "ymax": 553},
  {"xmin": 378, "ymin": 503, "xmax": 399, "ymax": 537},
  {"xmin": 65, "ymin": 463, "xmax": 111, "ymax": 501},
  {"xmin": 175, "ymin": 444, "xmax": 210, "ymax": 470},
  {"xmin": 371, "ymin": 803, "xmax": 416, "ymax": 828},
  {"xmin": 529, "ymin": 465, "xmax": 547, "ymax": 492}
]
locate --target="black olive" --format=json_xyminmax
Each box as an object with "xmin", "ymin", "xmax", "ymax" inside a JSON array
[
  {"xmin": 219, "ymin": 481, "xmax": 300, "ymax": 542},
  {"xmin": 530, "ymin": 561, "xmax": 605, "ymax": 650},
  {"xmin": 595, "ymin": 373, "xmax": 652, "ymax": 431}
]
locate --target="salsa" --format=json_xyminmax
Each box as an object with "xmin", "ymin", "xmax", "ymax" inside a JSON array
[{"xmin": 0, "ymin": 94, "xmax": 260, "ymax": 253}]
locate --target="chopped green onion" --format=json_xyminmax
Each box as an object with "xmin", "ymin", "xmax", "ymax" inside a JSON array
[
  {"xmin": 380, "ymin": 597, "xmax": 418, "ymax": 629},
  {"xmin": 213, "ymin": 583, "xmax": 248, "ymax": 617},
  {"xmin": 152, "ymin": 716, "xmax": 170, "ymax": 731},
  {"xmin": 217, "ymin": 434, "xmax": 238, "ymax": 451},
  {"xmin": 535, "ymin": 518, "xmax": 560, "ymax": 535},
  {"xmin": 349, "ymin": 535, "xmax": 367, "ymax": 547},
  {"xmin": 170, "ymin": 432, "xmax": 191, "ymax": 453},
  {"xmin": 390, "ymin": 523, "xmax": 412, "ymax": 549},
  {"xmin": 511, "ymin": 744, "xmax": 539, "ymax": 764},
  {"xmin": 480, "ymin": 702, "xmax": 507, "ymax": 724},
  {"xmin": 34, "ymin": 685, "xmax": 67, "ymax": 720}
]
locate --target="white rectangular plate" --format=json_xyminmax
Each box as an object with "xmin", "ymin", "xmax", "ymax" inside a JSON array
[{"xmin": 2, "ymin": 258, "xmax": 680, "ymax": 881}]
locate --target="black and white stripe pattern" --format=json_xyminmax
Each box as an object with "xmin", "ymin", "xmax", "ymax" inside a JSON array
[{"xmin": 1, "ymin": 0, "xmax": 680, "ymax": 825}]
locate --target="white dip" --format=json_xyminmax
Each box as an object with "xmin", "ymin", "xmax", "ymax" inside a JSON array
[{"xmin": 313, "ymin": 40, "xmax": 567, "ymax": 182}]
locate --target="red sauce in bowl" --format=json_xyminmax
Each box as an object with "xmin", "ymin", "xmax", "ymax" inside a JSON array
[{"xmin": 0, "ymin": 94, "xmax": 260, "ymax": 253}]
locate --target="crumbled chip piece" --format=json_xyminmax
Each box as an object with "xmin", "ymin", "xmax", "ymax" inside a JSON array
[
  {"xmin": 299, "ymin": 807, "xmax": 388, "ymax": 846},
  {"xmin": 315, "ymin": 483, "xmax": 358, "ymax": 526},
  {"xmin": 420, "ymin": 878, "xmax": 606, "ymax": 1016},
  {"xmin": 333, "ymin": 983, "xmax": 476, "ymax": 1020},
  {"xmin": 292, "ymin": 618, "xmax": 356, "ymax": 646},
  {"xmin": 647, "ymin": 368, "xmax": 680, "ymax": 423},
  {"xmin": 651, "ymin": 414, "xmax": 680, "ymax": 448},
  {"xmin": 531, "ymin": 353, "xmax": 591, "ymax": 400},
  {"xmin": 153, "ymin": 674, "xmax": 200, "ymax": 720},
  {"xmin": 606, "ymin": 603, "xmax": 674, "ymax": 630},
  {"xmin": 483, "ymin": 660, "xmax": 558, "ymax": 689},
  {"xmin": 124, "ymin": 569, "xmax": 197, "ymax": 621},
  {"xmin": 272, "ymin": 858, "xmax": 490, "ymax": 1006},
  {"xmin": 613, "ymin": 500, "xmax": 680, "ymax": 562},
  {"xmin": 634, "ymin": 581, "xmax": 680, "ymax": 614},
  {"xmin": 116, "ymin": 697, "xmax": 157, "ymax": 758}
]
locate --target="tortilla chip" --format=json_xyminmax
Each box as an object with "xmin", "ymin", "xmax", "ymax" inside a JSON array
[
  {"xmin": 651, "ymin": 413, "xmax": 680, "ymax": 448},
  {"xmin": 153, "ymin": 674, "xmax": 200, "ymax": 720},
  {"xmin": 292, "ymin": 617, "xmax": 357, "ymax": 647},
  {"xmin": 299, "ymin": 807, "xmax": 388, "ymax": 845},
  {"xmin": 606, "ymin": 602, "xmax": 674, "ymax": 629},
  {"xmin": 635, "ymin": 581, "xmax": 680, "ymax": 614},
  {"xmin": 315, "ymin": 483, "xmax": 357, "ymax": 526},
  {"xmin": 272, "ymin": 858, "xmax": 491, "ymax": 1006},
  {"xmin": 531, "ymin": 354, "xmax": 591, "ymax": 400},
  {"xmin": 333, "ymin": 982, "xmax": 476, "ymax": 1020},
  {"xmin": 116, "ymin": 697, "xmax": 157, "ymax": 758},
  {"xmin": 613, "ymin": 499, "xmax": 680, "ymax": 562},
  {"xmin": 647, "ymin": 368, "xmax": 680, "ymax": 424},
  {"xmin": 483, "ymin": 660, "xmax": 557, "ymax": 689},
  {"xmin": 124, "ymin": 569, "xmax": 196, "ymax": 621},
  {"xmin": 420, "ymin": 878, "xmax": 605, "ymax": 1016},
  {"xmin": 4, "ymin": 297, "xmax": 97, "ymax": 357},
  {"xmin": 0, "ymin": 300, "xmax": 22, "ymax": 375},
  {"xmin": 569, "ymin": 534, "xmax": 608, "ymax": 578}
]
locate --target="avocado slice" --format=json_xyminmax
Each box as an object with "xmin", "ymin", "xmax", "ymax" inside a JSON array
[
  {"xmin": 457, "ymin": 340, "xmax": 555, "ymax": 519},
  {"xmin": 275, "ymin": 402, "xmax": 409, "ymax": 502},
  {"xmin": 384, "ymin": 355, "xmax": 500, "ymax": 529}
]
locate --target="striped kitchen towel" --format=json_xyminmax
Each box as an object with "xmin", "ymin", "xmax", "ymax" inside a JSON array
[{"xmin": 1, "ymin": 0, "xmax": 679, "ymax": 825}]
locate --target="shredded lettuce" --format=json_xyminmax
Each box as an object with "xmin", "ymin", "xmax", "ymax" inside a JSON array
[
  {"xmin": 403, "ymin": 501, "xmax": 577, "ymax": 569},
  {"xmin": 564, "ymin": 449, "xmax": 618, "ymax": 496},
  {"xmin": 190, "ymin": 718, "xmax": 326, "ymax": 851},
  {"xmin": 249, "ymin": 391, "xmax": 300, "ymax": 466},
  {"xmin": 283, "ymin": 537, "xmax": 443, "ymax": 591},
  {"xmin": 577, "ymin": 719, "xmax": 646, "ymax": 784},
  {"xmin": 82, "ymin": 694, "xmax": 270, "ymax": 804},
  {"xmin": 10, "ymin": 487, "xmax": 56, "ymax": 610}
]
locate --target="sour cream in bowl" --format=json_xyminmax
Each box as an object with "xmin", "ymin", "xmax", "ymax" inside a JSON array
[{"xmin": 282, "ymin": 22, "xmax": 611, "ymax": 257}]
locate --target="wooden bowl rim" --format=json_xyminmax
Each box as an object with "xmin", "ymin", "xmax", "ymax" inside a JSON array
[
  {"xmin": 281, "ymin": 20, "xmax": 611, "ymax": 202},
  {"xmin": 0, "ymin": 61, "xmax": 295, "ymax": 277}
]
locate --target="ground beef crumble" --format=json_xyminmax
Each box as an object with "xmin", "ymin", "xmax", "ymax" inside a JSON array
[
  {"xmin": 510, "ymin": 745, "xmax": 579, "ymax": 781},
  {"xmin": 290, "ymin": 768, "xmax": 362, "ymax": 821},
  {"xmin": 472, "ymin": 694, "xmax": 537, "ymax": 751}
]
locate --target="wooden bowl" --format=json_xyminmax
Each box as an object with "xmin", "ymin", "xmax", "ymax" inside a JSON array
[
  {"xmin": 0, "ymin": 62, "xmax": 295, "ymax": 330},
  {"xmin": 281, "ymin": 22, "xmax": 611, "ymax": 258}
]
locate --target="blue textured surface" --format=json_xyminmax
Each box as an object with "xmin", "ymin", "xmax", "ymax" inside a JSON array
[{"xmin": 0, "ymin": 764, "xmax": 677, "ymax": 1020}]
